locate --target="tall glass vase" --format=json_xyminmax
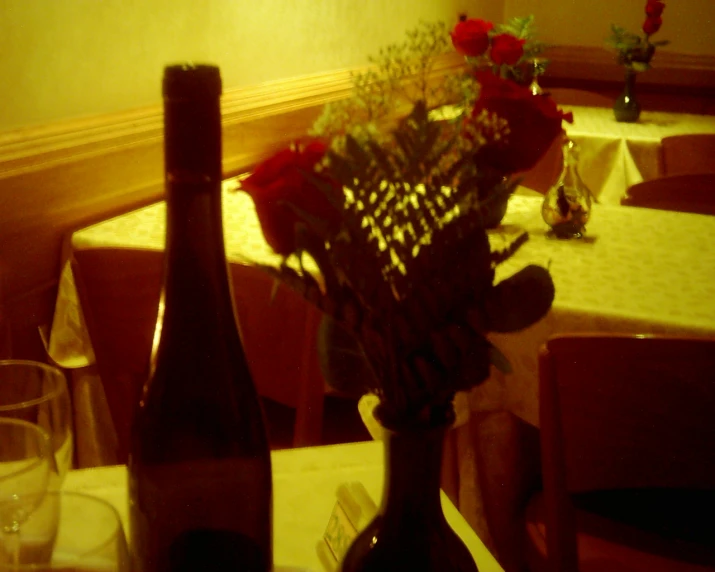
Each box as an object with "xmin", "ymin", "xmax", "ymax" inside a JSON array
[
  {"xmin": 339, "ymin": 405, "xmax": 478, "ymax": 572},
  {"xmin": 613, "ymin": 68, "xmax": 641, "ymax": 123}
]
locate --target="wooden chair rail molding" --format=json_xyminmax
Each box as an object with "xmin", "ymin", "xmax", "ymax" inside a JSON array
[{"xmin": 0, "ymin": 53, "xmax": 464, "ymax": 357}]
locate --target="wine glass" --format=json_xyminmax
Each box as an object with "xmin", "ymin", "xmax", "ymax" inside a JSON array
[
  {"xmin": 0, "ymin": 492, "xmax": 129, "ymax": 571},
  {"xmin": 0, "ymin": 419, "xmax": 52, "ymax": 567},
  {"xmin": 0, "ymin": 362, "xmax": 73, "ymax": 485}
]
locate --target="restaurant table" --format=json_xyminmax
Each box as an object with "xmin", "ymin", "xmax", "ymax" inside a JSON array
[
  {"xmin": 446, "ymin": 194, "xmax": 715, "ymax": 568},
  {"xmin": 48, "ymin": 177, "xmax": 276, "ymax": 371},
  {"xmin": 542, "ymin": 105, "xmax": 715, "ymax": 204},
  {"xmin": 48, "ymin": 179, "xmax": 715, "ymax": 568},
  {"xmin": 62, "ymin": 440, "xmax": 504, "ymax": 571}
]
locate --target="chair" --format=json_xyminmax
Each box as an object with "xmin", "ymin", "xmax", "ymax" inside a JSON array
[
  {"xmin": 662, "ymin": 134, "xmax": 715, "ymax": 176},
  {"xmin": 544, "ymin": 88, "xmax": 613, "ymax": 108},
  {"xmin": 71, "ymin": 247, "xmax": 325, "ymax": 463},
  {"xmin": 525, "ymin": 334, "xmax": 715, "ymax": 572},
  {"xmin": 621, "ymin": 173, "xmax": 715, "ymax": 215}
]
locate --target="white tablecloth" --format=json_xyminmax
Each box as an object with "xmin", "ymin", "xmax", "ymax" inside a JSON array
[
  {"xmin": 64, "ymin": 441, "xmax": 503, "ymax": 572},
  {"xmin": 477, "ymin": 195, "xmax": 715, "ymax": 426},
  {"xmin": 48, "ymin": 178, "xmax": 281, "ymax": 369},
  {"xmin": 529, "ymin": 105, "xmax": 715, "ymax": 205}
]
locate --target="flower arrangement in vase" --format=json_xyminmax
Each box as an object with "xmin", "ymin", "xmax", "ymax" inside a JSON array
[
  {"xmin": 241, "ymin": 18, "xmax": 571, "ymax": 571},
  {"xmin": 606, "ymin": 1, "xmax": 669, "ymax": 122},
  {"xmin": 451, "ymin": 14, "xmax": 548, "ymax": 86}
]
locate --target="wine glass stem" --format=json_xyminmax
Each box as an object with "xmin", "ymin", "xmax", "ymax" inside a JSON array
[{"xmin": 3, "ymin": 531, "xmax": 21, "ymax": 566}]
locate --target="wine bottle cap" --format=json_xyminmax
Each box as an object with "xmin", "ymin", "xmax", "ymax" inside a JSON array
[{"xmin": 163, "ymin": 63, "xmax": 222, "ymax": 100}]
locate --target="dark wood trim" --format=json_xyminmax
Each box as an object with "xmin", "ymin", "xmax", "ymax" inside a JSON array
[
  {"xmin": 542, "ymin": 46, "xmax": 715, "ymax": 115},
  {"xmin": 545, "ymin": 46, "xmax": 715, "ymax": 87}
]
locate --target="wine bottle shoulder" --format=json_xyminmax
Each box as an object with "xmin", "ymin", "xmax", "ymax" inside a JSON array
[{"xmin": 133, "ymin": 324, "xmax": 269, "ymax": 460}]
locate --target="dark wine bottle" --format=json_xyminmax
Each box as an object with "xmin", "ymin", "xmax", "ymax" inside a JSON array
[{"xmin": 128, "ymin": 63, "xmax": 272, "ymax": 572}]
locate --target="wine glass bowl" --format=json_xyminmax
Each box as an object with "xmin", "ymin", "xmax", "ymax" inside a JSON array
[
  {"xmin": 0, "ymin": 362, "xmax": 73, "ymax": 485},
  {"xmin": 0, "ymin": 419, "xmax": 53, "ymax": 565},
  {"xmin": 0, "ymin": 492, "xmax": 129, "ymax": 571}
]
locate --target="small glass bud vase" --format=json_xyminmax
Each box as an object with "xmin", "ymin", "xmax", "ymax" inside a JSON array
[
  {"xmin": 613, "ymin": 68, "xmax": 641, "ymax": 123},
  {"xmin": 541, "ymin": 138, "xmax": 592, "ymax": 239},
  {"xmin": 528, "ymin": 58, "xmax": 545, "ymax": 96}
]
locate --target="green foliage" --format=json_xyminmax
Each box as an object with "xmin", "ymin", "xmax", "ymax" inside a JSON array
[
  {"xmin": 496, "ymin": 14, "xmax": 548, "ymax": 61},
  {"xmin": 268, "ymin": 18, "xmax": 559, "ymax": 421},
  {"xmin": 494, "ymin": 15, "xmax": 550, "ymax": 84},
  {"xmin": 257, "ymin": 98, "xmax": 556, "ymax": 421},
  {"xmin": 607, "ymin": 24, "xmax": 642, "ymax": 53},
  {"xmin": 606, "ymin": 23, "xmax": 669, "ymax": 72},
  {"xmin": 311, "ymin": 101, "xmax": 552, "ymax": 416}
]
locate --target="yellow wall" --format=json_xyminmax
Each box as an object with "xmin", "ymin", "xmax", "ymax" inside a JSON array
[
  {"xmin": 3, "ymin": 1, "xmax": 713, "ymax": 133},
  {"xmin": 0, "ymin": 0, "xmax": 481, "ymax": 131},
  {"xmin": 504, "ymin": 0, "xmax": 715, "ymax": 55}
]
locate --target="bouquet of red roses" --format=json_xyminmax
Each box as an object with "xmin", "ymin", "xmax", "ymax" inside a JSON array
[
  {"xmin": 451, "ymin": 14, "xmax": 547, "ymax": 83},
  {"xmin": 607, "ymin": 0, "xmax": 669, "ymax": 71},
  {"xmin": 241, "ymin": 20, "xmax": 570, "ymax": 423}
]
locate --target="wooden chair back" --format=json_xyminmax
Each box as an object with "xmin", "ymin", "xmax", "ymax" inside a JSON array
[
  {"xmin": 621, "ymin": 173, "xmax": 715, "ymax": 216},
  {"xmin": 71, "ymin": 247, "xmax": 325, "ymax": 462},
  {"xmin": 661, "ymin": 134, "xmax": 715, "ymax": 176},
  {"xmin": 538, "ymin": 334, "xmax": 715, "ymax": 570}
]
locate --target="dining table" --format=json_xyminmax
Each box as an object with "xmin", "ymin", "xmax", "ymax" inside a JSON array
[
  {"xmin": 445, "ymin": 193, "xmax": 715, "ymax": 569},
  {"xmin": 529, "ymin": 104, "xmax": 715, "ymax": 204},
  {"xmin": 47, "ymin": 172, "xmax": 715, "ymax": 568},
  {"xmin": 62, "ymin": 440, "xmax": 504, "ymax": 571}
]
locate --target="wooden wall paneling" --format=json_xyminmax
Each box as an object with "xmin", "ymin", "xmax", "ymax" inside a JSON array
[{"xmin": 542, "ymin": 46, "xmax": 715, "ymax": 115}]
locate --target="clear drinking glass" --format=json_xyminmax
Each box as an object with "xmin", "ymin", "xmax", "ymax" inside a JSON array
[
  {"xmin": 0, "ymin": 362, "xmax": 73, "ymax": 485},
  {"xmin": 0, "ymin": 419, "xmax": 52, "ymax": 567},
  {"xmin": 0, "ymin": 492, "xmax": 129, "ymax": 572}
]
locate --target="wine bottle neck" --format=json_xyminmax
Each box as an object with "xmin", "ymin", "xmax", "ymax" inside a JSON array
[{"xmin": 163, "ymin": 183, "xmax": 234, "ymax": 318}]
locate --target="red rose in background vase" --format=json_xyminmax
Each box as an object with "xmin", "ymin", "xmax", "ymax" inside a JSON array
[
  {"xmin": 451, "ymin": 18, "xmax": 494, "ymax": 57},
  {"xmin": 489, "ymin": 34, "xmax": 526, "ymax": 66},
  {"xmin": 642, "ymin": 15, "xmax": 663, "ymax": 35},
  {"xmin": 645, "ymin": 0, "xmax": 665, "ymax": 17},
  {"xmin": 241, "ymin": 140, "xmax": 342, "ymax": 255},
  {"xmin": 470, "ymin": 71, "xmax": 573, "ymax": 175}
]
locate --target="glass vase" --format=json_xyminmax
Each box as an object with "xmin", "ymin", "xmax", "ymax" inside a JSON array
[
  {"xmin": 541, "ymin": 138, "xmax": 592, "ymax": 239},
  {"xmin": 339, "ymin": 405, "xmax": 478, "ymax": 572},
  {"xmin": 613, "ymin": 68, "xmax": 641, "ymax": 123},
  {"xmin": 528, "ymin": 58, "xmax": 545, "ymax": 96}
]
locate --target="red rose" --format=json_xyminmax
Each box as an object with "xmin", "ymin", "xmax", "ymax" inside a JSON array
[
  {"xmin": 469, "ymin": 71, "xmax": 574, "ymax": 175},
  {"xmin": 645, "ymin": 0, "xmax": 665, "ymax": 17},
  {"xmin": 642, "ymin": 15, "xmax": 662, "ymax": 35},
  {"xmin": 451, "ymin": 18, "xmax": 494, "ymax": 57},
  {"xmin": 489, "ymin": 34, "xmax": 526, "ymax": 66},
  {"xmin": 241, "ymin": 140, "xmax": 342, "ymax": 255}
]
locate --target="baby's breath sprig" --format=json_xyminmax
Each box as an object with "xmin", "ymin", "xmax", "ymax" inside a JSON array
[{"xmin": 310, "ymin": 20, "xmax": 474, "ymax": 146}]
